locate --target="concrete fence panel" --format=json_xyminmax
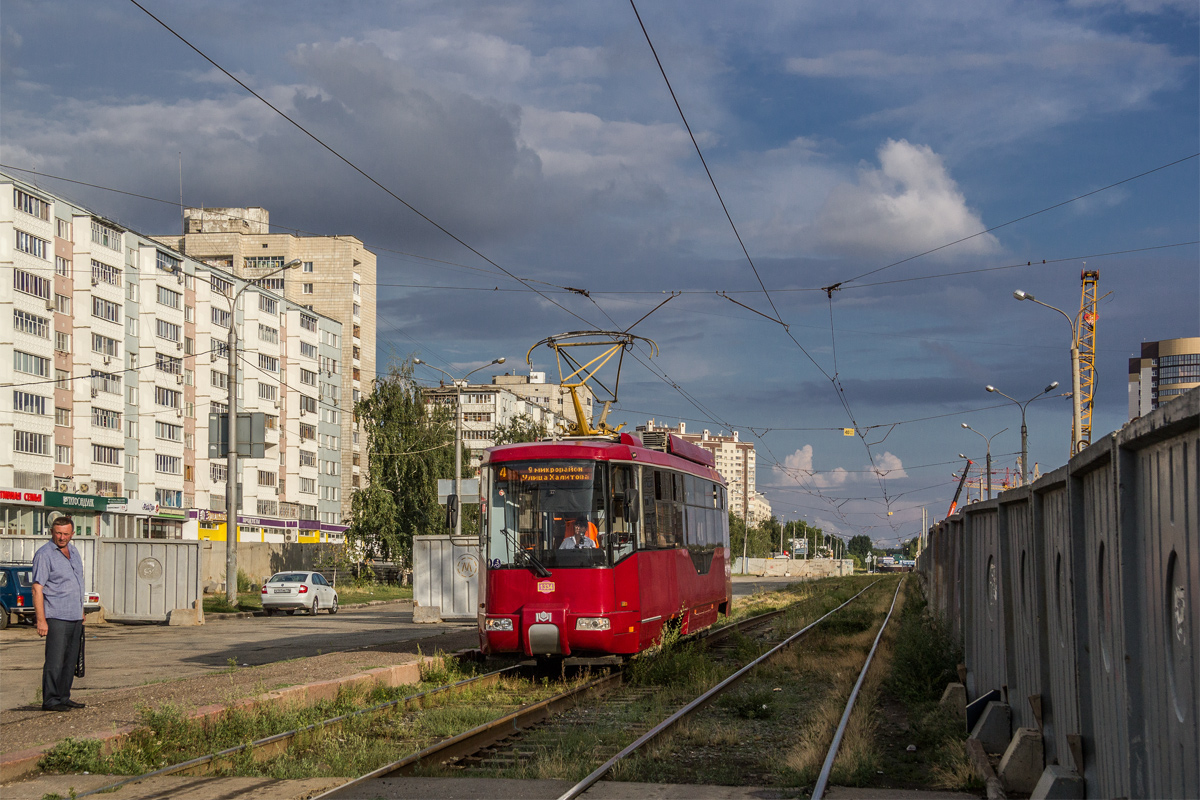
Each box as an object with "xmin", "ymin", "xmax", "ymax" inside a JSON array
[
  {"xmin": 0, "ymin": 535, "xmax": 99, "ymax": 596},
  {"xmin": 1119, "ymin": 400, "xmax": 1199, "ymax": 798},
  {"xmin": 920, "ymin": 389, "xmax": 1197, "ymax": 798},
  {"xmin": 963, "ymin": 505, "xmax": 1006, "ymax": 700},
  {"xmin": 1036, "ymin": 469, "xmax": 1085, "ymax": 775},
  {"xmin": 96, "ymin": 540, "xmax": 201, "ymax": 622},
  {"xmin": 413, "ymin": 535, "xmax": 479, "ymax": 620}
]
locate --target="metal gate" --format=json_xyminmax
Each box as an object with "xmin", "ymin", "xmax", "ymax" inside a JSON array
[
  {"xmin": 413, "ymin": 535, "xmax": 479, "ymax": 621},
  {"xmin": 95, "ymin": 540, "xmax": 202, "ymax": 623}
]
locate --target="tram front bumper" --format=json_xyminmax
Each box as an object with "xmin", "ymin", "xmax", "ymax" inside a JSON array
[{"xmin": 521, "ymin": 605, "xmax": 569, "ymax": 656}]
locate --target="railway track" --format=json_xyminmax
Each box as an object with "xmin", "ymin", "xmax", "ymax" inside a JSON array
[
  {"xmin": 55, "ymin": 576, "xmax": 906, "ymax": 800},
  {"xmin": 316, "ymin": 577, "xmax": 891, "ymax": 799}
]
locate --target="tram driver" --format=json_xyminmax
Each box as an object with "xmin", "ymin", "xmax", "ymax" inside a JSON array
[{"xmin": 559, "ymin": 515, "xmax": 599, "ymax": 549}]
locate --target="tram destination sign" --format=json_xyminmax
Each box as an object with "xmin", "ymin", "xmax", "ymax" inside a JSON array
[{"xmin": 497, "ymin": 464, "xmax": 590, "ymax": 482}]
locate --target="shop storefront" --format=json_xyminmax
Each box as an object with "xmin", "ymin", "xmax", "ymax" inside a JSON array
[{"xmin": 0, "ymin": 488, "xmax": 115, "ymax": 537}]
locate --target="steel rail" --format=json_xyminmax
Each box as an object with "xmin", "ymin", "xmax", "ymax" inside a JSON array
[
  {"xmin": 811, "ymin": 576, "xmax": 905, "ymax": 800},
  {"xmin": 75, "ymin": 663, "xmax": 523, "ymax": 798},
  {"xmin": 556, "ymin": 578, "xmax": 884, "ymax": 800}
]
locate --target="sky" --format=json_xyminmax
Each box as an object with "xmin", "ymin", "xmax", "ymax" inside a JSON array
[{"xmin": 3, "ymin": 0, "xmax": 1197, "ymax": 546}]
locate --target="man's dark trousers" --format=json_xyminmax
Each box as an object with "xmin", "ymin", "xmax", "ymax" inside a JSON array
[{"xmin": 43, "ymin": 618, "xmax": 82, "ymax": 708}]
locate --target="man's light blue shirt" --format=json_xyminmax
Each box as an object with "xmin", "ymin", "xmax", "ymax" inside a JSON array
[{"xmin": 31, "ymin": 540, "xmax": 85, "ymax": 621}]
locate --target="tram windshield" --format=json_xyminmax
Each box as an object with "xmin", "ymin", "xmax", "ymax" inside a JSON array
[{"xmin": 484, "ymin": 460, "xmax": 620, "ymax": 571}]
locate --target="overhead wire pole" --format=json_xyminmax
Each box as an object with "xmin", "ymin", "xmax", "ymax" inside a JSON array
[{"xmin": 225, "ymin": 259, "xmax": 300, "ymax": 606}]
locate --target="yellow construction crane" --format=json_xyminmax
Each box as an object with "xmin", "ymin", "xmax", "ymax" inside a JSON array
[{"xmin": 1077, "ymin": 269, "xmax": 1099, "ymax": 452}]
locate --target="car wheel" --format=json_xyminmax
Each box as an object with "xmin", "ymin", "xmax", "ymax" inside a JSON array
[
  {"xmin": 0, "ymin": 606, "xmax": 8, "ymax": 630},
  {"xmin": 329, "ymin": 596, "xmax": 338, "ymax": 615},
  {"xmin": 286, "ymin": 610, "xmax": 296, "ymax": 615},
  {"xmin": 309, "ymin": 597, "xmax": 319, "ymax": 616},
  {"xmin": 264, "ymin": 608, "xmax": 275, "ymax": 617}
]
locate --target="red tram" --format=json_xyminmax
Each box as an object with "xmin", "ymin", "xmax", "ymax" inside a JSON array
[{"xmin": 477, "ymin": 430, "xmax": 733, "ymax": 660}]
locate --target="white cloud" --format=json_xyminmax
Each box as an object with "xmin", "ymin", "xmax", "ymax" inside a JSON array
[
  {"xmin": 812, "ymin": 139, "xmax": 1000, "ymax": 259},
  {"xmin": 771, "ymin": 445, "xmax": 908, "ymax": 489}
]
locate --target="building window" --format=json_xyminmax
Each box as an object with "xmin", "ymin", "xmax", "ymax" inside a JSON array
[
  {"xmin": 302, "ymin": 261, "xmax": 314, "ymax": 273},
  {"xmin": 211, "ymin": 338, "xmax": 229, "ymax": 360},
  {"xmin": 211, "ymin": 307, "xmax": 231, "ymax": 328},
  {"xmin": 156, "ymin": 352, "xmax": 183, "ymax": 375},
  {"xmin": 210, "ymin": 274, "xmax": 233, "ymax": 297},
  {"xmin": 14, "ymin": 188, "xmax": 51, "ymax": 220},
  {"xmin": 299, "ymin": 450, "xmax": 317, "ymax": 468},
  {"xmin": 92, "ymin": 407, "xmax": 122, "ymax": 429},
  {"xmin": 14, "ymin": 269, "xmax": 51, "ymax": 299},
  {"xmin": 91, "ymin": 333, "xmax": 120, "ymax": 358},
  {"xmin": 15, "ymin": 230, "xmax": 49, "ymax": 259},
  {"xmin": 302, "ymin": 283, "xmax": 314, "ymax": 295},
  {"xmin": 300, "ymin": 477, "xmax": 316, "ymax": 494},
  {"xmin": 210, "ymin": 463, "xmax": 228, "ymax": 483},
  {"xmin": 13, "ymin": 309, "xmax": 50, "ymax": 338},
  {"xmin": 55, "ymin": 444, "xmax": 71, "ymax": 464},
  {"xmin": 13, "ymin": 391, "xmax": 48, "ymax": 415},
  {"xmin": 258, "ymin": 323, "xmax": 279, "ymax": 344},
  {"xmin": 55, "ymin": 256, "xmax": 71, "ymax": 277},
  {"xmin": 55, "ymin": 407, "xmax": 71, "ymax": 426},
  {"xmin": 92, "ymin": 296, "xmax": 121, "ymax": 324},
  {"xmin": 259, "ymin": 382, "xmax": 278, "ymax": 401},
  {"xmin": 300, "ymin": 395, "xmax": 317, "ymax": 414},
  {"xmin": 157, "ymin": 285, "xmax": 182, "ymax": 309},
  {"xmin": 55, "ymin": 294, "xmax": 71, "ymax": 314},
  {"xmin": 54, "ymin": 330, "xmax": 71, "ymax": 353},
  {"xmin": 246, "ymin": 255, "xmax": 283, "ymax": 270},
  {"xmin": 258, "ymin": 354, "xmax": 278, "ymax": 372},
  {"xmin": 259, "ymin": 295, "xmax": 277, "ymax": 315},
  {"xmin": 300, "ymin": 342, "xmax": 318, "ymax": 359},
  {"xmin": 155, "ymin": 454, "xmax": 182, "ymax": 475},
  {"xmin": 299, "ymin": 422, "xmax": 316, "ymax": 440},
  {"xmin": 91, "ymin": 220, "xmax": 122, "ymax": 251},
  {"xmin": 156, "ymin": 251, "xmax": 181, "ymax": 274},
  {"xmin": 300, "ymin": 368, "xmax": 317, "ymax": 386},
  {"xmin": 154, "ymin": 386, "xmax": 181, "ymax": 408},
  {"xmin": 92, "ymin": 444, "xmax": 122, "ymax": 465},
  {"xmin": 258, "ymin": 470, "xmax": 277, "ymax": 487},
  {"xmin": 14, "ymin": 430, "xmax": 50, "ymax": 456},
  {"xmin": 211, "ymin": 370, "xmax": 229, "ymax": 390},
  {"xmin": 353, "ymin": 303, "xmax": 361, "ymax": 318},
  {"xmin": 155, "ymin": 421, "xmax": 183, "ymax": 441},
  {"xmin": 156, "ymin": 319, "xmax": 181, "ymax": 343},
  {"xmin": 155, "ymin": 489, "xmax": 183, "ymax": 508},
  {"xmin": 91, "ymin": 260, "xmax": 122, "ymax": 286}
]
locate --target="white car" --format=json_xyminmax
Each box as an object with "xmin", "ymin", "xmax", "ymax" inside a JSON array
[{"xmin": 261, "ymin": 571, "xmax": 339, "ymax": 616}]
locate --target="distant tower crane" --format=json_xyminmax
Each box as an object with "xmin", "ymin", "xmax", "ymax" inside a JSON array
[{"xmin": 1077, "ymin": 269, "xmax": 1100, "ymax": 452}]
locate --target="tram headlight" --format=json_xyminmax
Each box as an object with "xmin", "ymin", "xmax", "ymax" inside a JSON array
[
  {"xmin": 574, "ymin": 617, "xmax": 611, "ymax": 631},
  {"xmin": 484, "ymin": 618, "xmax": 514, "ymax": 632}
]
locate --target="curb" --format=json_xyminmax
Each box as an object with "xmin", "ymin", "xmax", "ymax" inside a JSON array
[
  {"xmin": 203, "ymin": 597, "xmax": 414, "ymax": 621},
  {"xmin": 0, "ymin": 647, "xmax": 454, "ymax": 784}
]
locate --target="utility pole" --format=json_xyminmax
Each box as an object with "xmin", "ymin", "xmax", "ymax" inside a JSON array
[{"xmin": 225, "ymin": 259, "xmax": 300, "ymax": 605}]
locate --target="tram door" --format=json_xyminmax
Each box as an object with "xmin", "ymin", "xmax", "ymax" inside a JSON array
[{"xmin": 637, "ymin": 466, "xmax": 679, "ymax": 648}]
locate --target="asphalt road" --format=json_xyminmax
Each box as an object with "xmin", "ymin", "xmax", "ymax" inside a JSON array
[{"xmin": 0, "ymin": 603, "xmax": 475, "ymax": 713}]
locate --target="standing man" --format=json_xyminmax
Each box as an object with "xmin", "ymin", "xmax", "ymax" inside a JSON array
[{"xmin": 32, "ymin": 516, "xmax": 86, "ymax": 712}]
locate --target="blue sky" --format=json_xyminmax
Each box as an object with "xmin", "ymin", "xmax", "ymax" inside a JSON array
[{"xmin": 3, "ymin": 0, "xmax": 1197, "ymax": 545}]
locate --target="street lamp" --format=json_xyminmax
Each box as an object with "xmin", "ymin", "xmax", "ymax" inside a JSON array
[
  {"xmin": 986, "ymin": 381, "xmax": 1058, "ymax": 485},
  {"xmin": 961, "ymin": 424, "xmax": 1008, "ymax": 500},
  {"xmin": 414, "ymin": 356, "xmax": 506, "ymax": 538},
  {"xmin": 1012, "ymin": 289, "xmax": 1087, "ymax": 457},
  {"xmin": 225, "ymin": 258, "xmax": 302, "ymax": 605}
]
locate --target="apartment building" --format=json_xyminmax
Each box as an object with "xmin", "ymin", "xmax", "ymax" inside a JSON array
[
  {"xmin": 1128, "ymin": 337, "xmax": 1200, "ymax": 420},
  {"xmin": 1, "ymin": 172, "xmax": 343, "ymax": 543},
  {"xmin": 153, "ymin": 207, "xmax": 374, "ymax": 523},
  {"xmin": 635, "ymin": 419, "xmax": 772, "ymax": 526},
  {"xmin": 423, "ymin": 374, "xmax": 571, "ymax": 468},
  {"xmin": 490, "ymin": 372, "xmax": 595, "ymax": 431}
]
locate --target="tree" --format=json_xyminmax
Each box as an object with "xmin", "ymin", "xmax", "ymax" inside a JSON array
[
  {"xmin": 848, "ymin": 535, "xmax": 874, "ymax": 560},
  {"xmin": 348, "ymin": 362, "xmax": 458, "ymax": 566},
  {"xmin": 494, "ymin": 413, "xmax": 548, "ymax": 445}
]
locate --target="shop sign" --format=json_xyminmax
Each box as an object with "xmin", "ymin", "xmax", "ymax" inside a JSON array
[
  {"xmin": 44, "ymin": 491, "xmax": 110, "ymax": 512},
  {"xmin": 0, "ymin": 488, "xmax": 45, "ymax": 506},
  {"xmin": 156, "ymin": 507, "xmax": 189, "ymax": 519},
  {"xmin": 197, "ymin": 509, "xmax": 227, "ymax": 522},
  {"xmin": 107, "ymin": 500, "xmax": 158, "ymax": 515}
]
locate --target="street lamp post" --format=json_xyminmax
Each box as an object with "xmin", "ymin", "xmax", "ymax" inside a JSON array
[
  {"xmin": 961, "ymin": 424, "xmax": 1008, "ymax": 500},
  {"xmin": 414, "ymin": 357, "xmax": 506, "ymax": 538},
  {"xmin": 225, "ymin": 259, "xmax": 301, "ymax": 605},
  {"xmin": 1013, "ymin": 289, "xmax": 1086, "ymax": 456},
  {"xmin": 985, "ymin": 381, "xmax": 1058, "ymax": 485}
]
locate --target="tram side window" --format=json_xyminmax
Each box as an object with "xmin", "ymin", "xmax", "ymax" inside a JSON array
[
  {"xmin": 642, "ymin": 468, "xmax": 681, "ymax": 548},
  {"xmin": 609, "ymin": 465, "xmax": 638, "ymax": 561},
  {"xmin": 640, "ymin": 467, "xmax": 658, "ymax": 548}
]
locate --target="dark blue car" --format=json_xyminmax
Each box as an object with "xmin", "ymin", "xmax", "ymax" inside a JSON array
[{"xmin": 0, "ymin": 564, "xmax": 36, "ymax": 630}]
